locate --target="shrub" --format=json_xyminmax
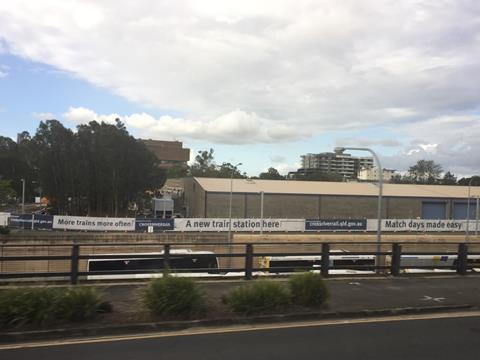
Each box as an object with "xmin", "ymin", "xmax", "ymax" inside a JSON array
[
  {"xmin": 0, "ymin": 286, "xmax": 107, "ymax": 328},
  {"xmin": 143, "ymin": 276, "xmax": 205, "ymax": 318},
  {"xmin": 288, "ymin": 272, "xmax": 328, "ymax": 307},
  {"xmin": 0, "ymin": 226, "xmax": 10, "ymax": 235},
  {"xmin": 0, "ymin": 287, "xmax": 62, "ymax": 327},
  {"xmin": 224, "ymin": 280, "xmax": 290, "ymax": 315},
  {"xmin": 55, "ymin": 287, "xmax": 105, "ymax": 322}
]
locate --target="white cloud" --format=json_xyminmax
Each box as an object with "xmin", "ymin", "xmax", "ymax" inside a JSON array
[
  {"xmin": 0, "ymin": 63, "xmax": 8, "ymax": 78},
  {"xmin": 63, "ymin": 106, "xmax": 118, "ymax": 125},
  {"xmin": 1, "ymin": 1, "xmax": 479, "ymax": 133},
  {"xmin": 63, "ymin": 107, "xmax": 306, "ymax": 144},
  {"xmin": 32, "ymin": 112, "xmax": 54, "ymax": 120},
  {"xmin": 270, "ymin": 155, "xmax": 286, "ymax": 164},
  {"xmin": 275, "ymin": 162, "xmax": 301, "ymax": 175},
  {"xmin": 383, "ymin": 114, "xmax": 480, "ymax": 175},
  {"xmin": 335, "ymin": 137, "xmax": 401, "ymax": 148},
  {"xmin": 1, "ymin": 1, "xmax": 480, "ymax": 173}
]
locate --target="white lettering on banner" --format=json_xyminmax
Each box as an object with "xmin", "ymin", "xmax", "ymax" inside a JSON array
[
  {"xmin": 175, "ymin": 218, "xmax": 304, "ymax": 232},
  {"xmin": 365, "ymin": 219, "xmax": 467, "ymax": 232},
  {"xmin": 53, "ymin": 216, "xmax": 135, "ymax": 231}
]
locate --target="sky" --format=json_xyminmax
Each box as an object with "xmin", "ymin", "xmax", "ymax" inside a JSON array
[{"xmin": 0, "ymin": 0, "xmax": 479, "ymax": 177}]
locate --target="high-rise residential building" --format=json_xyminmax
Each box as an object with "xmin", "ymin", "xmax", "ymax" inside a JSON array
[
  {"xmin": 358, "ymin": 167, "xmax": 396, "ymax": 182},
  {"xmin": 297, "ymin": 149, "xmax": 374, "ymax": 179}
]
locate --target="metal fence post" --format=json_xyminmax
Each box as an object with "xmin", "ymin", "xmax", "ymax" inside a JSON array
[
  {"xmin": 391, "ymin": 243, "xmax": 402, "ymax": 276},
  {"xmin": 70, "ymin": 244, "xmax": 79, "ymax": 285},
  {"xmin": 457, "ymin": 243, "xmax": 468, "ymax": 275},
  {"xmin": 321, "ymin": 243, "xmax": 330, "ymax": 277},
  {"xmin": 163, "ymin": 244, "xmax": 171, "ymax": 272},
  {"xmin": 245, "ymin": 243, "xmax": 253, "ymax": 280}
]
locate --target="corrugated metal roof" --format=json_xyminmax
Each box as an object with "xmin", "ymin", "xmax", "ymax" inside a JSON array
[{"xmin": 194, "ymin": 177, "xmax": 480, "ymax": 199}]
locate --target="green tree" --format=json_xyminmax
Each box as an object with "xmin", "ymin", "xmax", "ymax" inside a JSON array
[
  {"xmin": 188, "ymin": 149, "xmax": 246, "ymax": 179},
  {"xmin": 32, "ymin": 120, "xmax": 79, "ymax": 214},
  {"xmin": 216, "ymin": 162, "xmax": 246, "ymax": 179},
  {"xmin": 75, "ymin": 119, "xmax": 165, "ymax": 216},
  {"xmin": 189, "ymin": 149, "xmax": 217, "ymax": 177},
  {"xmin": 390, "ymin": 174, "xmax": 414, "ymax": 184},
  {"xmin": 408, "ymin": 160, "xmax": 443, "ymax": 184},
  {"xmin": 0, "ymin": 179, "xmax": 16, "ymax": 205},
  {"xmin": 167, "ymin": 165, "xmax": 188, "ymax": 179},
  {"xmin": 0, "ymin": 136, "xmax": 36, "ymax": 199},
  {"xmin": 441, "ymin": 171, "xmax": 457, "ymax": 185},
  {"xmin": 292, "ymin": 171, "xmax": 344, "ymax": 182},
  {"xmin": 259, "ymin": 167, "xmax": 285, "ymax": 180},
  {"xmin": 458, "ymin": 176, "xmax": 480, "ymax": 186}
]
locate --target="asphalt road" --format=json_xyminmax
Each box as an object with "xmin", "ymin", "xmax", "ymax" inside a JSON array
[{"xmin": 2, "ymin": 314, "xmax": 480, "ymax": 360}]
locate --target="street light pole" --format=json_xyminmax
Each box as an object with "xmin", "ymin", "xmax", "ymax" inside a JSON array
[
  {"xmin": 21, "ymin": 178, "xmax": 25, "ymax": 214},
  {"xmin": 466, "ymin": 177, "xmax": 474, "ymax": 242},
  {"xmin": 227, "ymin": 163, "xmax": 242, "ymax": 268},
  {"xmin": 260, "ymin": 191, "xmax": 264, "ymax": 235},
  {"xmin": 335, "ymin": 147, "xmax": 383, "ymax": 271},
  {"xmin": 475, "ymin": 196, "xmax": 479, "ymax": 237}
]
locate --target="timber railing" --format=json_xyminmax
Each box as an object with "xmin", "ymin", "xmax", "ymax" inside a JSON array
[{"xmin": 0, "ymin": 241, "xmax": 479, "ymax": 284}]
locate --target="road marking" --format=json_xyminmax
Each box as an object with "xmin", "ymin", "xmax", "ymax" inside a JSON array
[
  {"xmin": 421, "ymin": 295, "xmax": 446, "ymax": 302},
  {"xmin": 1, "ymin": 310, "xmax": 480, "ymax": 351}
]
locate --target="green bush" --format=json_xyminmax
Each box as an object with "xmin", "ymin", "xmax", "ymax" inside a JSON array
[
  {"xmin": 55, "ymin": 287, "xmax": 105, "ymax": 322},
  {"xmin": 0, "ymin": 226, "xmax": 10, "ymax": 235},
  {"xmin": 143, "ymin": 276, "xmax": 205, "ymax": 318},
  {"xmin": 0, "ymin": 286, "xmax": 107, "ymax": 328},
  {"xmin": 224, "ymin": 280, "xmax": 290, "ymax": 315},
  {"xmin": 288, "ymin": 272, "xmax": 328, "ymax": 307},
  {"xmin": 0, "ymin": 287, "xmax": 62, "ymax": 327}
]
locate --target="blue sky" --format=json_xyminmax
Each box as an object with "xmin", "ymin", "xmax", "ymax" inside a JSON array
[
  {"xmin": 0, "ymin": 53, "xmax": 403, "ymax": 175},
  {"xmin": 1, "ymin": 1, "xmax": 479, "ymax": 176}
]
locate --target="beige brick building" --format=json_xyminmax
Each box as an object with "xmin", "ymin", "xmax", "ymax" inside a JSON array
[
  {"xmin": 184, "ymin": 177, "xmax": 480, "ymax": 220},
  {"xmin": 142, "ymin": 139, "xmax": 190, "ymax": 169}
]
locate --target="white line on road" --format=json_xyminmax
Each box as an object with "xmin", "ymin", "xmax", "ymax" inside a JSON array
[{"xmin": 2, "ymin": 310, "xmax": 480, "ymax": 351}]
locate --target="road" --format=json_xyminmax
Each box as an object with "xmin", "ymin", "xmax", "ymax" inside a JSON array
[{"xmin": 1, "ymin": 313, "xmax": 480, "ymax": 360}]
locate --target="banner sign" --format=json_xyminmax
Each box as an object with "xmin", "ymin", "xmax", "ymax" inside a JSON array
[
  {"xmin": 135, "ymin": 218, "xmax": 174, "ymax": 231},
  {"xmin": 53, "ymin": 216, "xmax": 136, "ymax": 231},
  {"xmin": 8, "ymin": 214, "xmax": 53, "ymax": 230},
  {"xmin": 306, "ymin": 219, "xmax": 367, "ymax": 231},
  {"xmin": 370, "ymin": 219, "xmax": 467, "ymax": 232},
  {"xmin": 0, "ymin": 212, "xmax": 10, "ymax": 227},
  {"xmin": 174, "ymin": 218, "xmax": 305, "ymax": 232}
]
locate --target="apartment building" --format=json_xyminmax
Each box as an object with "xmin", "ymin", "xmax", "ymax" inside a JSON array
[{"xmin": 298, "ymin": 149, "xmax": 374, "ymax": 179}]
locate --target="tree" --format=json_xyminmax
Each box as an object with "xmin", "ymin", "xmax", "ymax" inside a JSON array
[
  {"xmin": 408, "ymin": 160, "xmax": 443, "ymax": 184},
  {"xmin": 217, "ymin": 162, "xmax": 246, "ymax": 179},
  {"xmin": 458, "ymin": 176, "xmax": 480, "ymax": 186},
  {"xmin": 189, "ymin": 149, "xmax": 218, "ymax": 177},
  {"xmin": 259, "ymin": 167, "xmax": 285, "ymax": 180},
  {"xmin": 291, "ymin": 171, "xmax": 344, "ymax": 182},
  {"xmin": 441, "ymin": 171, "xmax": 457, "ymax": 185},
  {"xmin": 167, "ymin": 165, "xmax": 188, "ymax": 179},
  {"xmin": 0, "ymin": 179, "xmax": 16, "ymax": 205},
  {"xmin": 75, "ymin": 119, "xmax": 165, "ymax": 216},
  {"xmin": 33, "ymin": 120, "xmax": 79, "ymax": 214},
  {"xmin": 188, "ymin": 149, "xmax": 246, "ymax": 179},
  {"xmin": 0, "ymin": 136, "xmax": 36, "ymax": 199}
]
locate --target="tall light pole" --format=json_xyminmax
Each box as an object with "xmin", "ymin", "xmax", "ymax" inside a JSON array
[
  {"xmin": 475, "ymin": 196, "xmax": 479, "ymax": 237},
  {"xmin": 335, "ymin": 147, "xmax": 383, "ymax": 270},
  {"xmin": 21, "ymin": 178, "xmax": 25, "ymax": 214},
  {"xmin": 227, "ymin": 163, "xmax": 242, "ymax": 268},
  {"xmin": 260, "ymin": 191, "xmax": 265, "ymax": 235},
  {"xmin": 466, "ymin": 177, "xmax": 474, "ymax": 242}
]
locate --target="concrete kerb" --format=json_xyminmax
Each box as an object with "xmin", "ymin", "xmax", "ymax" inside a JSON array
[{"xmin": 0, "ymin": 304, "xmax": 474, "ymax": 344}]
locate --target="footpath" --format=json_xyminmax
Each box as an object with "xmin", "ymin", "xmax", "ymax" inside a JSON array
[{"xmin": 1, "ymin": 275, "xmax": 480, "ymax": 343}]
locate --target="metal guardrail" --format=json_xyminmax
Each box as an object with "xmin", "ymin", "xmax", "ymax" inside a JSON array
[{"xmin": 0, "ymin": 242, "xmax": 479, "ymax": 284}]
